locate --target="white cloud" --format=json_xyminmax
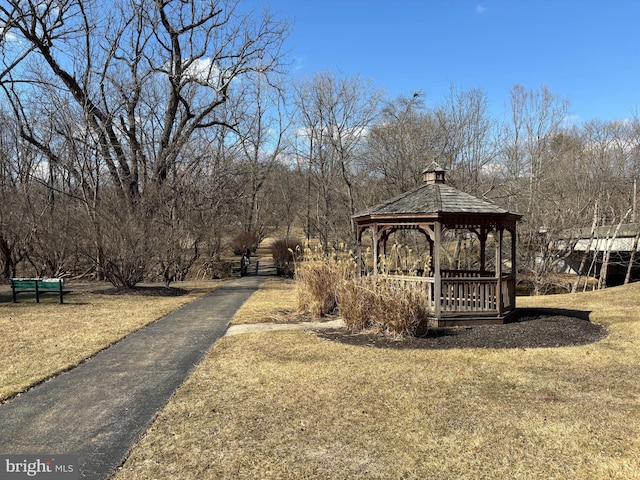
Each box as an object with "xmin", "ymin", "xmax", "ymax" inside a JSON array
[
  {"xmin": 482, "ymin": 162, "xmax": 505, "ymax": 176},
  {"xmin": 293, "ymin": 55, "xmax": 307, "ymax": 72},
  {"xmin": 295, "ymin": 124, "xmax": 369, "ymax": 143},
  {"xmin": 185, "ymin": 58, "xmax": 225, "ymax": 86},
  {"xmin": 476, "ymin": 4, "xmax": 487, "ymax": 14},
  {"xmin": 0, "ymin": 22, "xmax": 18, "ymax": 43},
  {"xmin": 561, "ymin": 114, "xmax": 580, "ymax": 127}
]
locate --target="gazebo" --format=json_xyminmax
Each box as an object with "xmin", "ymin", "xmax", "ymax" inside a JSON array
[{"xmin": 352, "ymin": 163, "xmax": 522, "ymax": 327}]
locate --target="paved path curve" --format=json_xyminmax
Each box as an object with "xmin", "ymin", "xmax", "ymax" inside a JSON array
[{"xmin": 0, "ymin": 276, "xmax": 263, "ymax": 479}]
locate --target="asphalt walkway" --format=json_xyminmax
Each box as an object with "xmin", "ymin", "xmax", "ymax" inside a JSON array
[{"xmin": 0, "ymin": 275, "xmax": 264, "ymax": 479}]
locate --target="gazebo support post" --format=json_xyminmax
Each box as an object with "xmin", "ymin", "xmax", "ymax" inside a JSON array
[
  {"xmin": 380, "ymin": 229, "xmax": 389, "ymax": 258},
  {"xmin": 433, "ymin": 221, "xmax": 442, "ymax": 320},
  {"xmin": 372, "ymin": 224, "xmax": 381, "ymax": 276},
  {"xmin": 495, "ymin": 227, "xmax": 503, "ymax": 316},
  {"xmin": 511, "ymin": 227, "xmax": 517, "ymax": 274},
  {"xmin": 356, "ymin": 227, "xmax": 363, "ymax": 276},
  {"xmin": 418, "ymin": 225, "xmax": 435, "ymax": 276},
  {"xmin": 380, "ymin": 228, "xmax": 394, "ymax": 256},
  {"xmin": 479, "ymin": 228, "xmax": 488, "ymax": 275},
  {"xmin": 509, "ymin": 227, "xmax": 518, "ymax": 310}
]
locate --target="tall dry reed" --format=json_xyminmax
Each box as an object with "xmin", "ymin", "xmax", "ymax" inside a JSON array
[
  {"xmin": 337, "ymin": 277, "xmax": 431, "ymax": 335},
  {"xmin": 294, "ymin": 243, "xmax": 356, "ymax": 318},
  {"xmin": 295, "ymin": 243, "xmax": 432, "ymax": 335}
]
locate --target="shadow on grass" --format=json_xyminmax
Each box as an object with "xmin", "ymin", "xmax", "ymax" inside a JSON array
[
  {"xmin": 0, "ymin": 291, "xmax": 13, "ymax": 303},
  {"xmin": 98, "ymin": 286, "xmax": 190, "ymax": 297},
  {"xmin": 0, "ymin": 291, "xmax": 72, "ymax": 304},
  {"xmin": 0, "ymin": 283, "xmax": 195, "ymax": 303},
  {"xmin": 509, "ymin": 307, "xmax": 592, "ymax": 322}
]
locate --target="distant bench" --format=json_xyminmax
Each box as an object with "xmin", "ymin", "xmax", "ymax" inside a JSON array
[{"xmin": 10, "ymin": 278, "xmax": 67, "ymax": 304}]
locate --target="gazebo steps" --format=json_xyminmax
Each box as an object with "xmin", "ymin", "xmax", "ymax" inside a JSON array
[{"xmin": 431, "ymin": 310, "xmax": 518, "ymax": 327}]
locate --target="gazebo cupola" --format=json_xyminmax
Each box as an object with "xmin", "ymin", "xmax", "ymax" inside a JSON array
[
  {"xmin": 422, "ymin": 162, "xmax": 446, "ymax": 184},
  {"xmin": 352, "ymin": 162, "xmax": 522, "ymax": 327}
]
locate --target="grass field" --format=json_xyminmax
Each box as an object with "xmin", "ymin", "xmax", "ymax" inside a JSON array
[
  {"xmin": 0, "ymin": 281, "xmax": 216, "ymax": 401},
  {"xmin": 230, "ymin": 277, "xmax": 297, "ymax": 324},
  {"xmin": 111, "ymin": 279, "xmax": 640, "ymax": 479}
]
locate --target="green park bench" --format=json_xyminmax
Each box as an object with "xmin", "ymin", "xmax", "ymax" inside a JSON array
[{"xmin": 10, "ymin": 278, "xmax": 67, "ymax": 304}]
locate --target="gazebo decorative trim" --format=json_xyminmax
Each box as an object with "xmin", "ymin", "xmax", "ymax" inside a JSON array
[{"xmin": 351, "ymin": 163, "xmax": 522, "ymax": 327}]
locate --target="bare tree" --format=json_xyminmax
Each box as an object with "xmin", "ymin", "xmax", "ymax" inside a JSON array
[
  {"xmin": 0, "ymin": 0, "xmax": 288, "ymax": 286},
  {"xmin": 366, "ymin": 87, "xmax": 496, "ymax": 200},
  {"xmin": 498, "ymin": 84, "xmax": 572, "ymax": 291},
  {"xmin": 292, "ymin": 72, "xmax": 381, "ymax": 247},
  {"xmin": 233, "ymin": 71, "xmax": 289, "ymax": 242},
  {"xmin": 0, "ymin": 109, "xmax": 28, "ymax": 279},
  {"xmin": 433, "ymin": 85, "xmax": 498, "ymax": 195},
  {"xmin": 366, "ymin": 93, "xmax": 434, "ymax": 197},
  {"xmin": 1, "ymin": 0, "xmax": 287, "ymax": 202}
]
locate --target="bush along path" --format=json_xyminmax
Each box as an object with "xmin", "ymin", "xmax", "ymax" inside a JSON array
[{"xmin": 0, "ymin": 276, "xmax": 263, "ymax": 480}]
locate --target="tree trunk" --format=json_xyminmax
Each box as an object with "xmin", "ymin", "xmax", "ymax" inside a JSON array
[
  {"xmin": 0, "ymin": 236, "xmax": 14, "ymax": 279},
  {"xmin": 572, "ymin": 202, "xmax": 599, "ymax": 293},
  {"xmin": 599, "ymin": 209, "xmax": 631, "ymax": 289},
  {"xmin": 623, "ymin": 226, "xmax": 640, "ymax": 285}
]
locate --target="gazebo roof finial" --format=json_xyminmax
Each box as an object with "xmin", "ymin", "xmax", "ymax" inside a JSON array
[{"xmin": 422, "ymin": 160, "xmax": 445, "ymax": 185}]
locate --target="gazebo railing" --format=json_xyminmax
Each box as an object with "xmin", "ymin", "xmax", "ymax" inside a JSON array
[
  {"xmin": 441, "ymin": 277, "xmax": 497, "ymax": 312},
  {"xmin": 379, "ymin": 275, "xmax": 436, "ymax": 308},
  {"xmin": 442, "ymin": 273, "xmax": 516, "ymax": 313},
  {"xmin": 378, "ymin": 272, "xmax": 517, "ymax": 316},
  {"xmin": 441, "ymin": 269, "xmax": 493, "ymax": 278}
]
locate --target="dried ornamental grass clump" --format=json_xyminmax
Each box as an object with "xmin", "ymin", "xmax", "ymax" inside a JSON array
[
  {"xmin": 378, "ymin": 243, "xmax": 431, "ymax": 276},
  {"xmin": 294, "ymin": 243, "xmax": 357, "ymax": 318},
  {"xmin": 295, "ymin": 242, "xmax": 432, "ymax": 335},
  {"xmin": 295, "ymin": 260, "xmax": 340, "ymax": 318},
  {"xmin": 378, "ymin": 281, "xmax": 431, "ymax": 335},
  {"xmin": 337, "ymin": 276, "xmax": 430, "ymax": 335},
  {"xmin": 334, "ymin": 276, "xmax": 377, "ymax": 331}
]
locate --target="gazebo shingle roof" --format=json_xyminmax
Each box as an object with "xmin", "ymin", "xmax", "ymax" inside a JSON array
[{"xmin": 353, "ymin": 182, "xmax": 513, "ymax": 218}]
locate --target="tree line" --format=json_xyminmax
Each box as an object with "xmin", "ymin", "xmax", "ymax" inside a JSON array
[{"xmin": 1, "ymin": 0, "xmax": 639, "ymax": 290}]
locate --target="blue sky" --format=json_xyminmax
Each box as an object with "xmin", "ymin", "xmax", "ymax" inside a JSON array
[{"xmin": 254, "ymin": 0, "xmax": 640, "ymax": 123}]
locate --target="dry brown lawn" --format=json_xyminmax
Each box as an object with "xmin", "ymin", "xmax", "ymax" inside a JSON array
[
  {"xmin": 114, "ymin": 281, "xmax": 640, "ymax": 479},
  {"xmin": 230, "ymin": 277, "xmax": 297, "ymax": 324},
  {"xmin": 0, "ymin": 281, "xmax": 216, "ymax": 401}
]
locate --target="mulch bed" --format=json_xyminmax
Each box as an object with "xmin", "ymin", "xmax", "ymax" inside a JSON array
[{"xmin": 313, "ymin": 310, "xmax": 608, "ymax": 350}]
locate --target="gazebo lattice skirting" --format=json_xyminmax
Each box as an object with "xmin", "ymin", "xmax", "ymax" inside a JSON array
[{"xmin": 352, "ymin": 163, "xmax": 522, "ymax": 327}]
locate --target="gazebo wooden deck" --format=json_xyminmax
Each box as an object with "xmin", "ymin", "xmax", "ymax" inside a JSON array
[{"xmin": 352, "ymin": 163, "xmax": 522, "ymax": 327}]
